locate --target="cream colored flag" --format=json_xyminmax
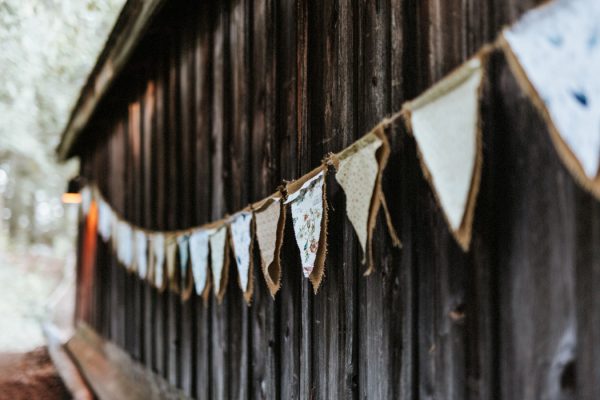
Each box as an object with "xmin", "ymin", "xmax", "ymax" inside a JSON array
[
  {"xmin": 254, "ymin": 197, "xmax": 285, "ymax": 297},
  {"xmin": 335, "ymin": 133, "xmax": 382, "ymax": 262},
  {"xmin": 405, "ymin": 57, "xmax": 483, "ymax": 250}
]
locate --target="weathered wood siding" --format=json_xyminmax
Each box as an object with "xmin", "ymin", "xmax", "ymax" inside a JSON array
[{"xmin": 74, "ymin": 0, "xmax": 599, "ymax": 399}]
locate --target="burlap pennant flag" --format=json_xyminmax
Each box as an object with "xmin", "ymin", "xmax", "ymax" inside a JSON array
[
  {"xmin": 189, "ymin": 229, "xmax": 212, "ymax": 302},
  {"xmin": 286, "ymin": 167, "xmax": 328, "ymax": 293},
  {"xmin": 151, "ymin": 233, "xmax": 167, "ymax": 291},
  {"xmin": 134, "ymin": 230, "xmax": 148, "ymax": 280},
  {"xmin": 97, "ymin": 199, "xmax": 113, "ymax": 242},
  {"xmin": 404, "ymin": 56, "xmax": 484, "ymax": 250},
  {"xmin": 253, "ymin": 196, "xmax": 286, "ymax": 297},
  {"xmin": 333, "ymin": 127, "xmax": 400, "ymax": 274},
  {"xmin": 210, "ymin": 225, "xmax": 230, "ymax": 303},
  {"xmin": 229, "ymin": 212, "xmax": 254, "ymax": 304},
  {"xmin": 116, "ymin": 221, "xmax": 133, "ymax": 270},
  {"xmin": 501, "ymin": 0, "xmax": 600, "ymax": 198},
  {"xmin": 165, "ymin": 235, "xmax": 178, "ymax": 293},
  {"xmin": 177, "ymin": 234, "xmax": 194, "ymax": 301}
]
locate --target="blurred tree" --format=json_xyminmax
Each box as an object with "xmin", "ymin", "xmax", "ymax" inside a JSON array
[{"xmin": 0, "ymin": 0, "xmax": 125, "ymax": 255}]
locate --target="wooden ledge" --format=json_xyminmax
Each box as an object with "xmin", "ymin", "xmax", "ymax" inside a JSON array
[{"xmin": 65, "ymin": 322, "xmax": 189, "ymax": 400}]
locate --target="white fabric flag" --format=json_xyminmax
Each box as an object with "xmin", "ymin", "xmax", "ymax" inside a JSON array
[
  {"xmin": 209, "ymin": 226, "xmax": 228, "ymax": 296},
  {"xmin": 504, "ymin": 0, "xmax": 600, "ymax": 178},
  {"xmin": 287, "ymin": 172, "xmax": 326, "ymax": 278},
  {"xmin": 152, "ymin": 233, "xmax": 166, "ymax": 289},
  {"xmin": 135, "ymin": 230, "xmax": 148, "ymax": 279},
  {"xmin": 189, "ymin": 229, "xmax": 212, "ymax": 295},
  {"xmin": 97, "ymin": 200, "xmax": 113, "ymax": 242},
  {"xmin": 117, "ymin": 221, "xmax": 133, "ymax": 269},
  {"xmin": 335, "ymin": 135, "xmax": 383, "ymax": 257},
  {"xmin": 230, "ymin": 212, "xmax": 253, "ymax": 293},
  {"xmin": 407, "ymin": 58, "xmax": 483, "ymax": 234}
]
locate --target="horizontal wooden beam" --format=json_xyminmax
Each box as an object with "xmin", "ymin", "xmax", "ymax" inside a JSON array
[
  {"xmin": 66, "ymin": 322, "xmax": 189, "ymax": 400},
  {"xmin": 56, "ymin": 0, "xmax": 166, "ymax": 161}
]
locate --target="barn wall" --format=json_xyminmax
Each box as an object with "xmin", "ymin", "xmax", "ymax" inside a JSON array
[{"xmin": 75, "ymin": 0, "xmax": 599, "ymax": 399}]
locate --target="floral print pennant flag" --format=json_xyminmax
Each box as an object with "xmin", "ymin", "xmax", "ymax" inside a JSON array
[{"xmin": 286, "ymin": 169, "xmax": 328, "ymax": 293}]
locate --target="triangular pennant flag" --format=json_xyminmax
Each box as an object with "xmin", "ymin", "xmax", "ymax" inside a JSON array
[
  {"xmin": 286, "ymin": 168, "xmax": 328, "ymax": 293},
  {"xmin": 97, "ymin": 200, "xmax": 113, "ymax": 242},
  {"xmin": 209, "ymin": 226, "xmax": 230, "ymax": 303},
  {"xmin": 189, "ymin": 229, "xmax": 212, "ymax": 301},
  {"xmin": 151, "ymin": 233, "xmax": 166, "ymax": 291},
  {"xmin": 135, "ymin": 230, "xmax": 148, "ymax": 280},
  {"xmin": 333, "ymin": 127, "xmax": 400, "ymax": 274},
  {"xmin": 81, "ymin": 187, "xmax": 92, "ymax": 216},
  {"xmin": 229, "ymin": 212, "xmax": 254, "ymax": 303},
  {"xmin": 502, "ymin": 0, "xmax": 600, "ymax": 197},
  {"xmin": 177, "ymin": 234, "xmax": 193, "ymax": 301},
  {"xmin": 116, "ymin": 221, "xmax": 133, "ymax": 270},
  {"xmin": 166, "ymin": 236, "xmax": 178, "ymax": 292},
  {"xmin": 405, "ymin": 57, "xmax": 483, "ymax": 250},
  {"xmin": 254, "ymin": 197, "xmax": 286, "ymax": 297}
]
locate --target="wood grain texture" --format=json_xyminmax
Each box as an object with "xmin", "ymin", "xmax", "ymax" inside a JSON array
[{"xmin": 73, "ymin": 1, "xmax": 598, "ymax": 399}]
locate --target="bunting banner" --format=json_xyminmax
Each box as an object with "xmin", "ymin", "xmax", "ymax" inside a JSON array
[
  {"xmin": 333, "ymin": 125, "xmax": 400, "ymax": 274},
  {"xmin": 286, "ymin": 168, "xmax": 328, "ymax": 293},
  {"xmin": 229, "ymin": 212, "xmax": 254, "ymax": 304},
  {"xmin": 501, "ymin": 0, "xmax": 600, "ymax": 198},
  {"xmin": 77, "ymin": 0, "xmax": 592, "ymax": 306},
  {"xmin": 404, "ymin": 56, "xmax": 484, "ymax": 250},
  {"xmin": 189, "ymin": 229, "xmax": 212, "ymax": 301},
  {"xmin": 210, "ymin": 226, "xmax": 230, "ymax": 303},
  {"xmin": 134, "ymin": 230, "xmax": 148, "ymax": 280},
  {"xmin": 253, "ymin": 196, "xmax": 286, "ymax": 297}
]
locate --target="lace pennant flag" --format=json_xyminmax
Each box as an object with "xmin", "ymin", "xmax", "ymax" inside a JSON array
[
  {"xmin": 501, "ymin": 0, "xmax": 600, "ymax": 197},
  {"xmin": 286, "ymin": 168, "xmax": 328, "ymax": 293},
  {"xmin": 116, "ymin": 221, "xmax": 133, "ymax": 270},
  {"xmin": 229, "ymin": 212, "xmax": 254, "ymax": 303},
  {"xmin": 189, "ymin": 229, "xmax": 212, "ymax": 301},
  {"xmin": 97, "ymin": 200, "xmax": 113, "ymax": 243},
  {"xmin": 210, "ymin": 226, "xmax": 230, "ymax": 303},
  {"xmin": 166, "ymin": 235, "xmax": 178, "ymax": 292},
  {"xmin": 151, "ymin": 233, "xmax": 166, "ymax": 291},
  {"xmin": 334, "ymin": 127, "xmax": 400, "ymax": 274},
  {"xmin": 177, "ymin": 234, "xmax": 194, "ymax": 301},
  {"xmin": 253, "ymin": 197, "xmax": 286, "ymax": 297},
  {"xmin": 135, "ymin": 230, "xmax": 148, "ymax": 280},
  {"xmin": 405, "ymin": 57, "xmax": 484, "ymax": 250}
]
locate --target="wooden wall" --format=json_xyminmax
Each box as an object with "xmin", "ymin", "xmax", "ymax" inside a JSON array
[{"xmin": 74, "ymin": 0, "xmax": 600, "ymax": 398}]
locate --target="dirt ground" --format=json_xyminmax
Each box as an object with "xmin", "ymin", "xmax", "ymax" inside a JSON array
[{"xmin": 0, "ymin": 347, "xmax": 69, "ymax": 399}]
